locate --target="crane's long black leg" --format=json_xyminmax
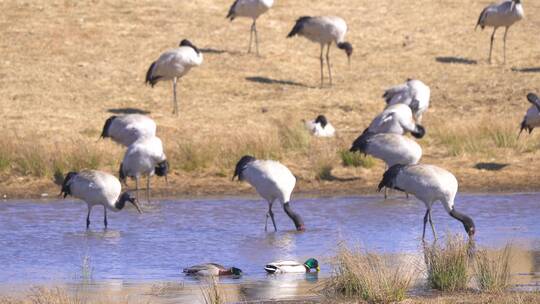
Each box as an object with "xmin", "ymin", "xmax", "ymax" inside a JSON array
[
  {"xmin": 503, "ymin": 26, "xmax": 509, "ymax": 64},
  {"xmin": 248, "ymin": 21, "xmax": 254, "ymax": 54},
  {"xmin": 87, "ymin": 207, "xmax": 91, "ymax": 229},
  {"xmin": 104, "ymin": 206, "xmax": 108, "ymax": 229},
  {"xmin": 422, "ymin": 209, "xmax": 429, "ymax": 241},
  {"xmin": 253, "ymin": 20, "xmax": 259, "ymax": 56},
  {"xmin": 326, "ymin": 43, "xmax": 332, "ymax": 86},
  {"xmin": 319, "ymin": 44, "xmax": 324, "ymax": 88},
  {"xmin": 428, "ymin": 209, "xmax": 437, "ymax": 240},
  {"xmin": 489, "ymin": 27, "xmax": 498, "ymax": 64}
]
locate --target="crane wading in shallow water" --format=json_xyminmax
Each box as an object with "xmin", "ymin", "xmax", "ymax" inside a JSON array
[
  {"xmin": 145, "ymin": 39, "xmax": 203, "ymax": 115},
  {"xmin": 476, "ymin": 0, "xmax": 524, "ymax": 64},
  {"xmin": 287, "ymin": 16, "xmax": 353, "ymax": 87},
  {"xmin": 120, "ymin": 136, "xmax": 169, "ymax": 204},
  {"xmin": 233, "ymin": 155, "xmax": 305, "ymax": 231},
  {"xmin": 60, "ymin": 170, "xmax": 142, "ymax": 229},
  {"xmin": 378, "ymin": 164, "xmax": 475, "ymax": 241},
  {"xmin": 227, "ymin": 0, "xmax": 274, "ymax": 55}
]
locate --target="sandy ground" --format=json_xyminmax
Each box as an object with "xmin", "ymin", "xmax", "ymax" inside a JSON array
[{"xmin": 1, "ymin": 0, "xmax": 540, "ymax": 199}]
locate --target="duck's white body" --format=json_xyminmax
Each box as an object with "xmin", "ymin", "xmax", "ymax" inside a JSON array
[
  {"xmin": 367, "ymin": 104, "xmax": 424, "ymax": 137},
  {"xmin": 383, "ymin": 79, "xmax": 430, "ymax": 123},
  {"xmin": 264, "ymin": 261, "xmax": 309, "ymax": 274},
  {"xmin": 102, "ymin": 114, "xmax": 156, "ymax": 147},
  {"xmin": 305, "ymin": 120, "xmax": 335, "ymax": 137}
]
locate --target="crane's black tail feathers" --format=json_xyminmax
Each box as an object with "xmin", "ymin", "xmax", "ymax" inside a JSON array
[
  {"xmin": 226, "ymin": 0, "xmax": 239, "ymax": 20},
  {"xmin": 378, "ymin": 164, "xmax": 406, "ymax": 192},
  {"xmin": 527, "ymin": 93, "xmax": 540, "ymax": 112},
  {"xmin": 475, "ymin": 7, "xmax": 488, "ymax": 30},
  {"xmin": 145, "ymin": 61, "xmax": 161, "ymax": 87},
  {"xmin": 287, "ymin": 16, "xmax": 311, "ymax": 38},
  {"xmin": 350, "ymin": 129, "xmax": 372, "ymax": 153}
]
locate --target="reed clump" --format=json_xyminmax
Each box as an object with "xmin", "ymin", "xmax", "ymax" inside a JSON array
[
  {"xmin": 323, "ymin": 245, "xmax": 415, "ymax": 303},
  {"xmin": 474, "ymin": 244, "xmax": 512, "ymax": 293},
  {"xmin": 340, "ymin": 150, "xmax": 376, "ymax": 168},
  {"xmin": 423, "ymin": 234, "xmax": 470, "ymax": 292},
  {"xmin": 201, "ymin": 278, "xmax": 226, "ymax": 304}
]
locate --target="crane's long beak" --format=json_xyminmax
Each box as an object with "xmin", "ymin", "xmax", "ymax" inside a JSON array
[{"xmin": 131, "ymin": 199, "xmax": 143, "ymax": 214}]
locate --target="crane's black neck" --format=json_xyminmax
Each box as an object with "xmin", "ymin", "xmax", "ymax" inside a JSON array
[
  {"xmin": 283, "ymin": 202, "xmax": 304, "ymax": 231},
  {"xmin": 449, "ymin": 208, "xmax": 475, "ymax": 237}
]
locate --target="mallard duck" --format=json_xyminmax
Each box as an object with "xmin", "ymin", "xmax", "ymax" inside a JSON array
[
  {"xmin": 264, "ymin": 258, "xmax": 320, "ymax": 274},
  {"xmin": 183, "ymin": 263, "xmax": 243, "ymax": 276}
]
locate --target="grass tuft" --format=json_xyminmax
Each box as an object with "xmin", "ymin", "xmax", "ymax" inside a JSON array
[
  {"xmin": 474, "ymin": 245, "xmax": 512, "ymax": 293},
  {"xmin": 201, "ymin": 278, "xmax": 226, "ymax": 304},
  {"xmin": 323, "ymin": 244, "xmax": 415, "ymax": 303},
  {"xmin": 423, "ymin": 234, "xmax": 470, "ymax": 292},
  {"xmin": 340, "ymin": 150, "xmax": 376, "ymax": 168},
  {"xmin": 28, "ymin": 287, "xmax": 82, "ymax": 304}
]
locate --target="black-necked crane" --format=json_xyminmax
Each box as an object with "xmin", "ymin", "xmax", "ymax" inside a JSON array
[
  {"xmin": 287, "ymin": 16, "xmax": 353, "ymax": 87},
  {"xmin": 350, "ymin": 131, "xmax": 422, "ymax": 199},
  {"xmin": 476, "ymin": 0, "xmax": 524, "ymax": 64},
  {"xmin": 378, "ymin": 164, "xmax": 475, "ymax": 240},
  {"xmin": 100, "ymin": 114, "xmax": 157, "ymax": 147},
  {"xmin": 367, "ymin": 104, "xmax": 426, "ymax": 138},
  {"xmin": 304, "ymin": 114, "xmax": 335, "ymax": 137},
  {"xmin": 519, "ymin": 93, "xmax": 540, "ymax": 137},
  {"xmin": 383, "ymin": 79, "xmax": 431, "ymax": 123},
  {"xmin": 233, "ymin": 155, "xmax": 304, "ymax": 231},
  {"xmin": 119, "ymin": 136, "xmax": 169, "ymax": 203},
  {"xmin": 60, "ymin": 170, "xmax": 142, "ymax": 229},
  {"xmin": 226, "ymin": 0, "xmax": 274, "ymax": 55},
  {"xmin": 145, "ymin": 39, "xmax": 203, "ymax": 115}
]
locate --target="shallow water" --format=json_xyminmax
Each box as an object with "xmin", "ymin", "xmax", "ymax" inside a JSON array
[{"xmin": 0, "ymin": 193, "xmax": 539, "ymax": 295}]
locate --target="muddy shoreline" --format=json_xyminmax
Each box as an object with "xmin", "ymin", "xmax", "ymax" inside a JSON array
[{"xmin": 2, "ymin": 171, "xmax": 540, "ymax": 200}]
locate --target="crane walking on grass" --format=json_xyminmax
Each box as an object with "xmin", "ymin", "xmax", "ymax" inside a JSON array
[
  {"xmin": 145, "ymin": 39, "xmax": 203, "ymax": 115},
  {"xmin": 60, "ymin": 170, "xmax": 142, "ymax": 229},
  {"xmin": 378, "ymin": 164, "xmax": 475, "ymax": 241},
  {"xmin": 120, "ymin": 136, "xmax": 169, "ymax": 203},
  {"xmin": 233, "ymin": 155, "xmax": 305, "ymax": 232},
  {"xmin": 287, "ymin": 16, "xmax": 353, "ymax": 87},
  {"xmin": 100, "ymin": 114, "xmax": 157, "ymax": 147},
  {"xmin": 227, "ymin": 0, "xmax": 274, "ymax": 55},
  {"xmin": 476, "ymin": 0, "xmax": 524, "ymax": 64}
]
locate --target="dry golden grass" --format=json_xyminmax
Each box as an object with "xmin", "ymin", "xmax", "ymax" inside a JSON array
[
  {"xmin": 323, "ymin": 244, "xmax": 416, "ymax": 303},
  {"xmin": 2, "ymin": 0, "xmax": 540, "ymax": 198}
]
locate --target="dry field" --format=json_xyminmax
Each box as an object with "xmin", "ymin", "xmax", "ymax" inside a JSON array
[{"xmin": 1, "ymin": 0, "xmax": 540, "ymax": 198}]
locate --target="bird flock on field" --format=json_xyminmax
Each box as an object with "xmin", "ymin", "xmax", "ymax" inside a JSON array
[{"xmin": 57, "ymin": 0, "xmax": 532, "ymax": 276}]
